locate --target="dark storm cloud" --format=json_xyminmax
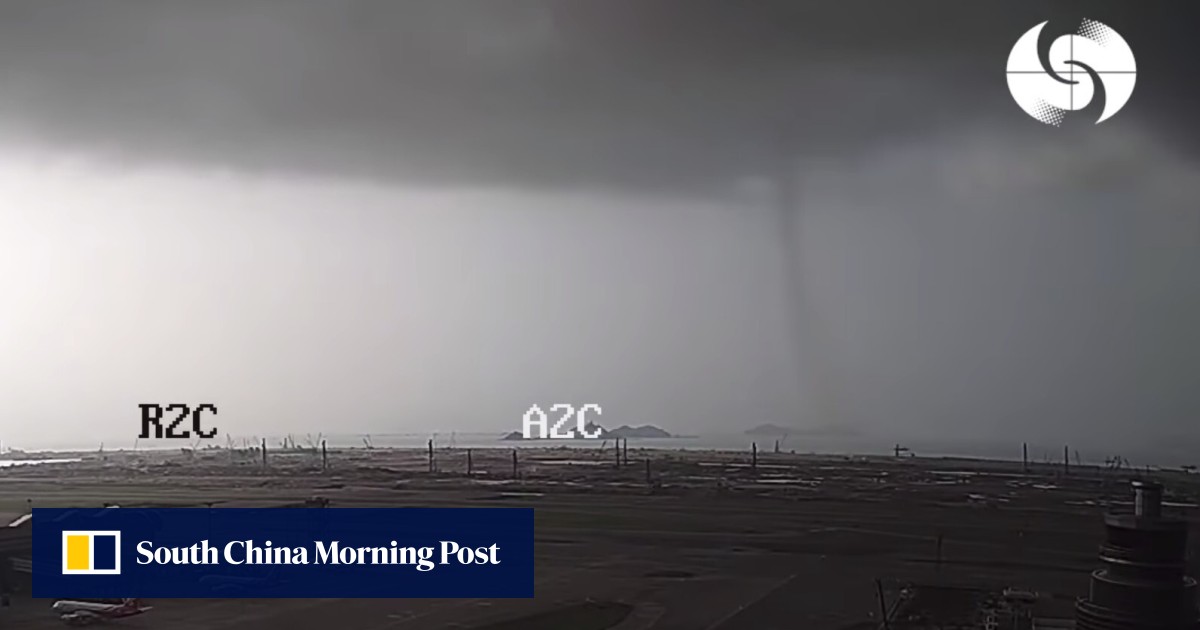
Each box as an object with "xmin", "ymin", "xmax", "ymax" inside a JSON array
[
  {"xmin": 0, "ymin": 1, "xmax": 1195, "ymax": 192},
  {"xmin": 1, "ymin": 2, "xmax": 1197, "ymax": 457}
]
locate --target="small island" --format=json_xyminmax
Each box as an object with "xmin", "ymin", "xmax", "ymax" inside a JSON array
[
  {"xmin": 604, "ymin": 425, "xmax": 672, "ymax": 439},
  {"xmin": 500, "ymin": 423, "xmax": 673, "ymax": 440}
]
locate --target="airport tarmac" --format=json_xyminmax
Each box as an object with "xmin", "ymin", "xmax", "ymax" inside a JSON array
[{"xmin": 1, "ymin": 446, "xmax": 1195, "ymax": 629}]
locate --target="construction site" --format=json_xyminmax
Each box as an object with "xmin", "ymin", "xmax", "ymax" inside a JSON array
[{"xmin": 1, "ymin": 445, "xmax": 1198, "ymax": 629}]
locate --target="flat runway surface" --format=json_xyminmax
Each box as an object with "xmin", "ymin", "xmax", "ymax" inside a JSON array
[{"xmin": 2, "ymin": 447, "xmax": 1195, "ymax": 628}]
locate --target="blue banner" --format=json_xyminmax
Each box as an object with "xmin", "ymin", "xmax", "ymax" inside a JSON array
[{"xmin": 32, "ymin": 507, "xmax": 534, "ymax": 598}]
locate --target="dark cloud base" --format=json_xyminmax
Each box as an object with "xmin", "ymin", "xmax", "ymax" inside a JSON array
[{"xmin": 0, "ymin": 1, "xmax": 1195, "ymax": 193}]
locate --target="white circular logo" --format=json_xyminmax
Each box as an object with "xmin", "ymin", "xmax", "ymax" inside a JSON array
[{"xmin": 1006, "ymin": 19, "xmax": 1136, "ymax": 126}]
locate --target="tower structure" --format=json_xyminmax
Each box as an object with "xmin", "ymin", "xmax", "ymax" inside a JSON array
[{"xmin": 1076, "ymin": 480, "xmax": 1200, "ymax": 630}]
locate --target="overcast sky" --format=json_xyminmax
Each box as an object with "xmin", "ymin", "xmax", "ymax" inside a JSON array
[{"xmin": 0, "ymin": 2, "xmax": 1197, "ymax": 454}]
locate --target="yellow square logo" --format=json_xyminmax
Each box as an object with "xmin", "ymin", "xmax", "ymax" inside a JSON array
[{"xmin": 61, "ymin": 531, "xmax": 121, "ymax": 575}]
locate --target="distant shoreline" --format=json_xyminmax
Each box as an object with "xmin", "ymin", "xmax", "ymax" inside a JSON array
[
  {"xmin": 0, "ymin": 443, "xmax": 1185, "ymax": 474},
  {"xmin": 3, "ymin": 432, "xmax": 1193, "ymax": 470}
]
